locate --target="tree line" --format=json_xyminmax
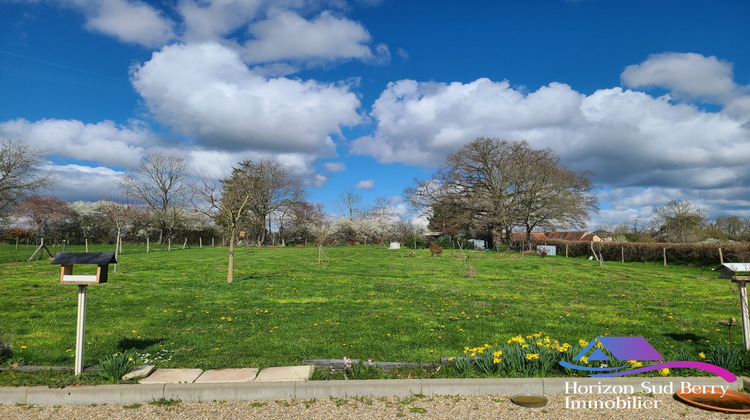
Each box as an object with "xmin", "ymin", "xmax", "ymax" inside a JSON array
[{"xmin": 0, "ymin": 140, "xmax": 423, "ymax": 258}]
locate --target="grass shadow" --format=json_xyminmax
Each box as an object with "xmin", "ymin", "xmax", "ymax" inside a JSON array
[
  {"xmin": 664, "ymin": 332, "xmax": 706, "ymax": 342},
  {"xmin": 116, "ymin": 337, "xmax": 164, "ymax": 351}
]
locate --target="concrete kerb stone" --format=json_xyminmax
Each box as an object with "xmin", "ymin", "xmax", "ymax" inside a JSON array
[
  {"xmin": 421, "ymin": 378, "xmax": 544, "ymax": 396},
  {"xmin": 296, "ymin": 379, "xmax": 421, "ymax": 400},
  {"xmin": 2, "ymin": 376, "xmax": 749, "ymax": 405},
  {"xmin": 0, "ymin": 386, "xmax": 28, "ymax": 405},
  {"xmin": 164, "ymin": 382, "xmax": 296, "ymax": 402},
  {"xmin": 25, "ymin": 384, "xmax": 165, "ymax": 405}
]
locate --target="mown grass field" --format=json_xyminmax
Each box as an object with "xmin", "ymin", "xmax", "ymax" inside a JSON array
[{"xmin": 0, "ymin": 244, "xmax": 744, "ymax": 378}]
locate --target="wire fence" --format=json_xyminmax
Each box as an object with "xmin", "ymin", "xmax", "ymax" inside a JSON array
[{"xmin": 533, "ymin": 239, "xmax": 750, "ymax": 266}]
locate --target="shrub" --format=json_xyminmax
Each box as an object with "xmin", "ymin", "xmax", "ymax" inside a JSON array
[
  {"xmin": 0, "ymin": 332, "xmax": 10, "ymax": 362},
  {"xmin": 434, "ymin": 236, "xmax": 454, "ymax": 250},
  {"xmin": 429, "ymin": 243, "xmax": 443, "ymax": 257},
  {"xmin": 404, "ymin": 235, "xmax": 428, "ymax": 249},
  {"xmin": 98, "ymin": 349, "xmax": 140, "ymax": 383}
]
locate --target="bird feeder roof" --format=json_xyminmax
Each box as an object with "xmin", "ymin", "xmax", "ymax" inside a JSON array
[{"xmin": 51, "ymin": 252, "xmax": 117, "ymax": 266}]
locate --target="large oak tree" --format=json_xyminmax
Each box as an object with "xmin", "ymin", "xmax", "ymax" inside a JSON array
[{"xmin": 406, "ymin": 138, "xmax": 598, "ymax": 247}]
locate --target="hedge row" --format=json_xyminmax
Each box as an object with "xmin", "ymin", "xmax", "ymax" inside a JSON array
[{"xmin": 534, "ymin": 240, "xmax": 750, "ymax": 266}]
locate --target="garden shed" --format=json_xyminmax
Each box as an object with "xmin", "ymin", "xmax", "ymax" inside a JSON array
[{"xmin": 717, "ymin": 263, "xmax": 750, "ymax": 280}]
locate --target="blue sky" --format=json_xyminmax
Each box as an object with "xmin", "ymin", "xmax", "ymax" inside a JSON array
[{"xmin": 1, "ymin": 0, "xmax": 749, "ymax": 228}]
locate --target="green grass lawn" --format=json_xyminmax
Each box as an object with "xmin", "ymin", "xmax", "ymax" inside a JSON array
[{"xmin": 0, "ymin": 244, "xmax": 745, "ymax": 381}]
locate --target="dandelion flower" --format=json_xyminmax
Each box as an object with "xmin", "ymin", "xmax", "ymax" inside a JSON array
[
  {"xmin": 659, "ymin": 368, "xmax": 670, "ymax": 376},
  {"xmin": 698, "ymin": 352, "xmax": 706, "ymax": 359},
  {"xmin": 526, "ymin": 354, "xmax": 540, "ymax": 360},
  {"xmin": 493, "ymin": 351, "xmax": 502, "ymax": 357}
]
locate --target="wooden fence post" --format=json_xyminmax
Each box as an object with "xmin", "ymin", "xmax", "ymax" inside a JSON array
[
  {"xmin": 719, "ymin": 248, "xmax": 724, "ymax": 265},
  {"xmin": 663, "ymin": 247, "xmax": 667, "ymax": 266},
  {"xmin": 621, "ymin": 246, "xmax": 624, "ymax": 263}
]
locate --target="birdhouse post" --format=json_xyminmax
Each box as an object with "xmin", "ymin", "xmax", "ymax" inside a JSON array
[
  {"xmin": 732, "ymin": 276, "xmax": 750, "ymax": 351},
  {"xmin": 51, "ymin": 252, "xmax": 117, "ymax": 375}
]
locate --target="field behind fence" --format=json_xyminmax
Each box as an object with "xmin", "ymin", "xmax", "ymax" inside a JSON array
[{"xmin": 0, "ymin": 245, "xmax": 746, "ymax": 375}]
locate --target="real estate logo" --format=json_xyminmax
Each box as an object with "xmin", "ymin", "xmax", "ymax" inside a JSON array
[{"xmin": 559, "ymin": 336, "xmax": 737, "ymax": 382}]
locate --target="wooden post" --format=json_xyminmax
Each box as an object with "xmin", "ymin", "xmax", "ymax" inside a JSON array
[
  {"xmin": 15, "ymin": 236, "xmax": 18, "ymax": 251},
  {"xmin": 719, "ymin": 248, "xmax": 724, "ymax": 265},
  {"xmin": 85, "ymin": 238, "xmax": 88, "ymax": 252},
  {"xmin": 146, "ymin": 237, "xmax": 150, "ymax": 253},
  {"xmin": 565, "ymin": 244, "xmax": 568, "ymax": 258},
  {"xmin": 183, "ymin": 238, "xmax": 188, "ymax": 249},
  {"xmin": 663, "ymin": 247, "xmax": 667, "ymax": 266},
  {"xmin": 212, "ymin": 237, "xmax": 215, "ymax": 247},
  {"xmin": 199, "ymin": 237, "xmax": 203, "ymax": 249},
  {"xmin": 75, "ymin": 285, "xmax": 88, "ymax": 375},
  {"xmin": 621, "ymin": 246, "xmax": 624, "ymax": 263},
  {"xmin": 732, "ymin": 277, "xmax": 750, "ymax": 351},
  {"xmin": 168, "ymin": 238, "xmax": 171, "ymax": 251},
  {"xmin": 28, "ymin": 237, "xmax": 53, "ymax": 261}
]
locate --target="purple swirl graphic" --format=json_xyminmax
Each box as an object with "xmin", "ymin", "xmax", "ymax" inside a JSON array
[{"xmin": 587, "ymin": 361, "xmax": 737, "ymax": 382}]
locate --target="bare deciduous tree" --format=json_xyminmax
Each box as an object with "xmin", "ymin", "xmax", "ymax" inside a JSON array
[
  {"xmin": 191, "ymin": 167, "xmax": 250, "ymax": 283},
  {"xmin": 119, "ymin": 153, "xmax": 189, "ymax": 244},
  {"xmin": 652, "ymin": 200, "xmax": 708, "ymax": 243},
  {"xmin": 12, "ymin": 195, "xmax": 72, "ymax": 242},
  {"xmin": 235, "ymin": 158, "xmax": 305, "ymax": 244},
  {"xmin": 0, "ymin": 140, "xmax": 51, "ymax": 216},
  {"xmin": 406, "ymin": 138, "xmax": 598, "ymax": 248},
  {"xmin": 335, "ymin": 188, "xmax": 362, "ymax": 220},
  {"xmin": 98, "ymin": 191, "xmax": 142, "ymax": 272}
]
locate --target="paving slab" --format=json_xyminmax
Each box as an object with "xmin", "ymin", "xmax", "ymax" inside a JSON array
[
  {"xmin": 123, "ymin": 365, "xmax": 155, "ymax": 381},
  {"xmin": 254, "ymin": 365, "xmax": 313, "ymax": 382},
  {"xmin": 139, "ymin": 368, "xmax": 203, "ymax": 384},
  {"xmin": 194, "ymin": 368, "xmax": 258, "ymax": 384}
]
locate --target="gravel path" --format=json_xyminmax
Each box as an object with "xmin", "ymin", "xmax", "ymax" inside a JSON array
[{"xmin": 1, "ymin": 393, "xmax": 748, "ymax": 419}]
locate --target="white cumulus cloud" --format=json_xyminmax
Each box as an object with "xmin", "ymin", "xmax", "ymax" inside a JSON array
[
  {"xmin": 352, "ymin": 53, "xmax": 750, "ymax": 218},
  {"xmin": 355, "ymin": 179, "xmax": 374, "ymax": 190},
  {"xmin": 130, "ymin": 42, "xmax": 362, "ymax": 157},
  {"xmin": 47, "ymin": 0, "xmax": 176, "ymax": 47},
  {"xmin": 621, "ymin": 52, "xmax": 739, "ymax": 104},
  {"xmin": 241, "ymin": 10, "xmax": 382, "ymax": 64},
  {"xmin": 0, "ymin": 118, "xmax": 152, "ymax": 168},
  {"xmin": 324, "ymin": 162, "xmax": 346, "ymax": 173}
]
